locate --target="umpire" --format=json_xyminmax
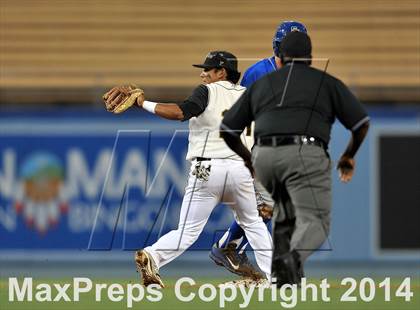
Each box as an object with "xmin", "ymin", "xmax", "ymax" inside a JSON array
[{"xmin": 220, "ymin": 31, "xmax": 369, "ymax": 286}]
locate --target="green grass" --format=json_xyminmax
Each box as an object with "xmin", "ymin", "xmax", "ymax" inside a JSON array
[{"xmin": 1, "ymin": 277, "xmax": 419, "ymax": 310}]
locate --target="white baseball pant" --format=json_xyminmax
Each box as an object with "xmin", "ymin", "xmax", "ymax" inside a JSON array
[{"xmin": 145, "ymin": 158, "xmax": 273, "ymax": 279}]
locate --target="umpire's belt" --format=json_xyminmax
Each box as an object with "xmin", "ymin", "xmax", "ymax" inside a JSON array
[{"xmin": 256, "ymin": 135, "xmax": 326, "ymax": 149}]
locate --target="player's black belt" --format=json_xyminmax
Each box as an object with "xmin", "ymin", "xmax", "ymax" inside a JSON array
[
  {"xmin": 256, "ymin": 135, "xmax": 327, "ymax": 149},
  {"xmin": 195, "ymin": 157, "xmax": 211, "ymax": 161}
]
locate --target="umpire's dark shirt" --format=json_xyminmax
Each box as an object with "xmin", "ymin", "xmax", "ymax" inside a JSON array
[{"xmin": 221, "ymin": 62, "xmax": 369, "ymax": 145}]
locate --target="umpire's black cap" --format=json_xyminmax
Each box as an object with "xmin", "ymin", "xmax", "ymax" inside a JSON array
[
  {"xmin": 280, "ymin": 31, "xmax": 312, "ymax": 59},
  {"xmin": 193, "ymin": 51, "xmax": 239, "ymax": 73}
]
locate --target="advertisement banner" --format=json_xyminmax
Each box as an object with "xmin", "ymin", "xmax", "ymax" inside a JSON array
[{"xmin": 0, "ymin": 118, "xmax": 233, "ymax": 250}]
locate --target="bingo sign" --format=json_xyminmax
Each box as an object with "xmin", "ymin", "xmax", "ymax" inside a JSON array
[{"xmin": 0, "ymin": 116, "xmax": 233, "ymax": 251}]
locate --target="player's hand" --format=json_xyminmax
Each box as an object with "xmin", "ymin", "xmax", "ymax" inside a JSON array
[
  {"xmin": 336, "ymin": 155, "xmax": 355, "ymax": 183},
  {"xmin": 257, "ymin": 203, "xmax": 273, "ymax": 220}
]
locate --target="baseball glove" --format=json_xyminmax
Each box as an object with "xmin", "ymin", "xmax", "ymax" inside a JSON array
[{"xmin": 103, "ymin": 85, "xmax": 144, "ymax": 114}]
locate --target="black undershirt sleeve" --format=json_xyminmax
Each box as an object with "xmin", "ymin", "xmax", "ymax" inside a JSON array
[{"xmin": 177, "ymin": 85, "xmax": 209, "ymax": 121}]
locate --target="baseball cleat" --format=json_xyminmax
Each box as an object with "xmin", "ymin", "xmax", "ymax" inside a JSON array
[
  {"xmin": 210, "ymin": 243, "xmax": 263, "ymax": 279},
  {"xmin": 135, "ymin": 250, "xmax": 165, "ymax": 288}
]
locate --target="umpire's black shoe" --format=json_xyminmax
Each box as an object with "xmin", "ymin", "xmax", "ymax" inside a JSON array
[{"xmin": 272, "ymin": 250, "xmax": 302, "ymax": 287}]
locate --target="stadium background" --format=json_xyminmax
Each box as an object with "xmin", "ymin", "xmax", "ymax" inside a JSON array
[{"xmin": 0, "ymin": 1, "xmax": 419, "ymax": 309}]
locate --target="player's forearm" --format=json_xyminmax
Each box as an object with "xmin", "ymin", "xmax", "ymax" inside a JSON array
[
  {"xmin": 221, "ymin": 132, "xmax": 252, "ymax": 163},
  {"xmin": 342, "ymin": 121, "xmax": 369, "ymax": 158},
  {"xmin": 154, "ymin": 103, "xmax": 184, "ymax": 120},
  {"xmin": 141, "ymin": 101, "xmax": 184, "ymax": 120}
]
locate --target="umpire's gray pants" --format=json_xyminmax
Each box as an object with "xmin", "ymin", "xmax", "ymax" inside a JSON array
[{"xmin": 252, "ymin": 144, "xmax": 331, "ymax": 262}]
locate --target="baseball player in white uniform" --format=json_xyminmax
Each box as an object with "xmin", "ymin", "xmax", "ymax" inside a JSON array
[{"xmin": 126, "ymin": 51, "xmax": 272, "ymax": 287}]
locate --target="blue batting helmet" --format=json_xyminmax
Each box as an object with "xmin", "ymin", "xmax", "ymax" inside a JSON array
[{"xmin": 273, "ymin": 21, "xmax": 307, "ymax": 57}]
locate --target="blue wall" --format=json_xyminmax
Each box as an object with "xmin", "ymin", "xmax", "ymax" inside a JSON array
[{"xmin": 0, "ymin": 107, "xmax": 419, "ymax": 262}]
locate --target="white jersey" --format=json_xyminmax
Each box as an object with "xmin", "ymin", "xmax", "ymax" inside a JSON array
[
  {"xmin": 186, "ymin": 81, "xmax": 253, "ymax": 160},
  {"xmin": 145, "ymin": 83, "xmax": 272, "ymax": 280}
]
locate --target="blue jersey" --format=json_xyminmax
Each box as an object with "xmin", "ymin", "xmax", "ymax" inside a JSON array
[{"xmin": 240, "ymin": 56, "xmax": 278, "ymax": 88}]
